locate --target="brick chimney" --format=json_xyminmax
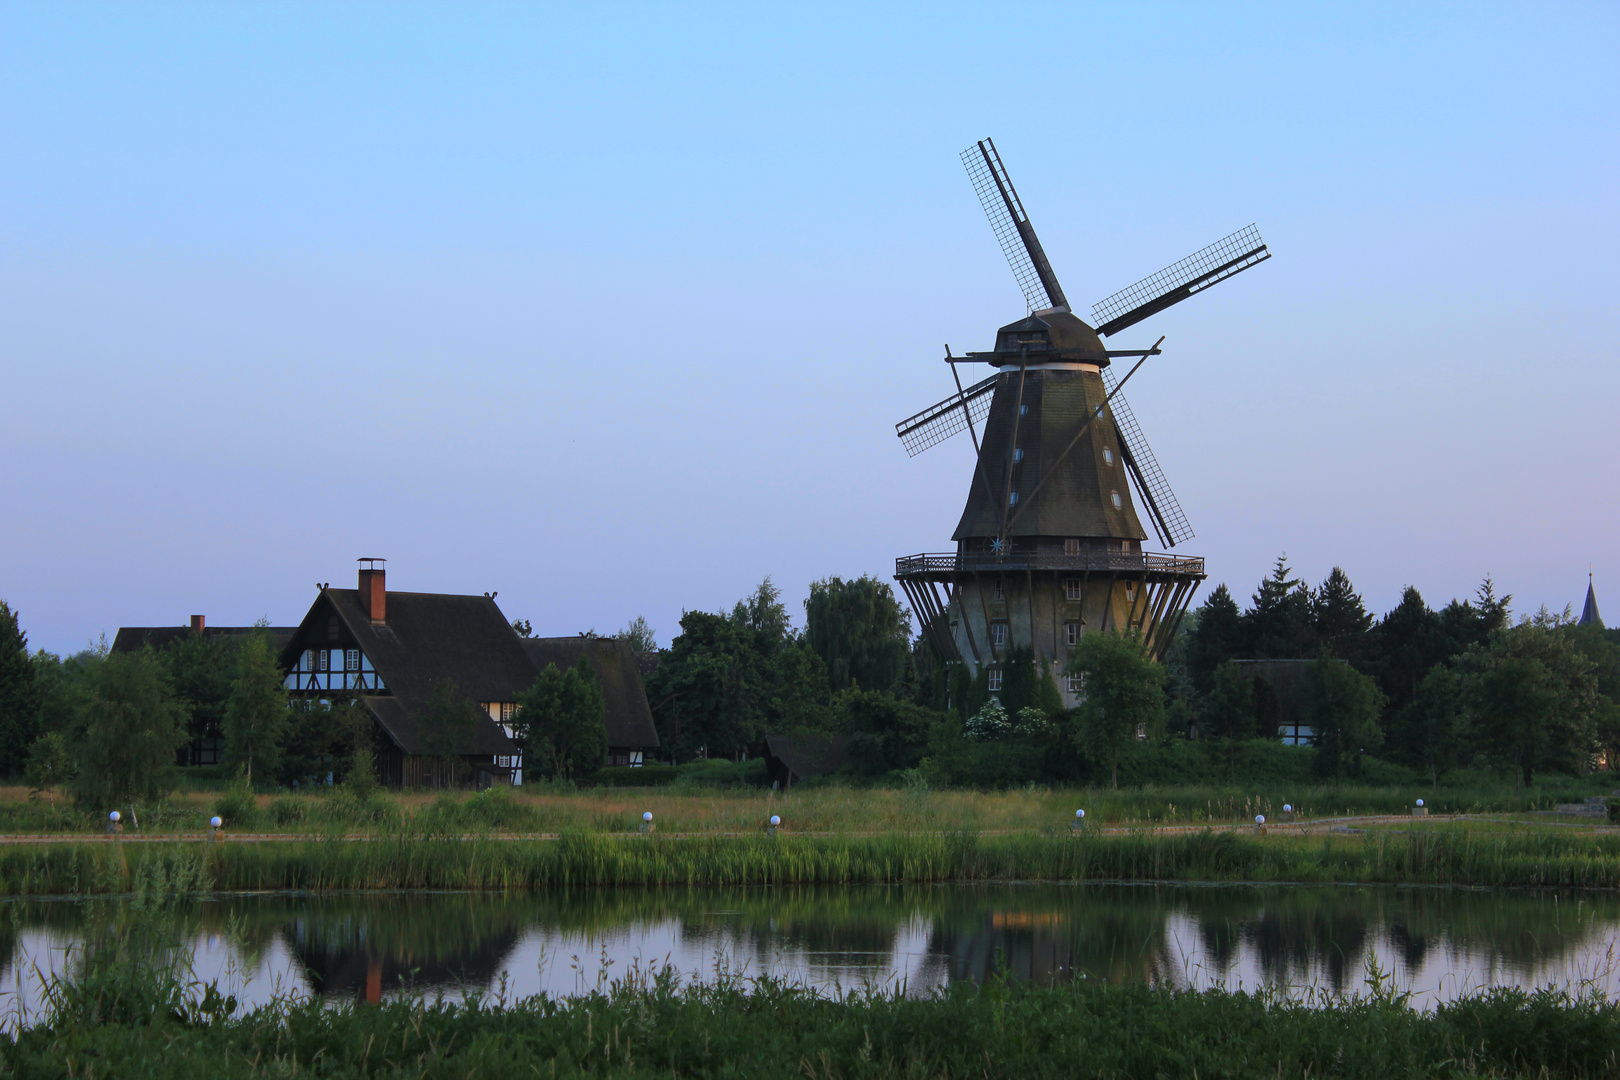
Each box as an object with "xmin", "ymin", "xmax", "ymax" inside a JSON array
[
  {"xmin": 190, "ymin": 615, "xmax": 205, "ymax": 634},
  {"xmin": 358, "ymin": 558, "xmax": 386, "ymax": 624}
]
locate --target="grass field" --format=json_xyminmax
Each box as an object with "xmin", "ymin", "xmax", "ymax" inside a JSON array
[{"xmin": 3, "ymin": 775, "xmax": 1615, "ymax": 837}]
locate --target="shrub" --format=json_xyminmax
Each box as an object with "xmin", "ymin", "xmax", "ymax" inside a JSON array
[{"xmin": 210, "ymin": 773, "xmax": 260, "ymax": 830}]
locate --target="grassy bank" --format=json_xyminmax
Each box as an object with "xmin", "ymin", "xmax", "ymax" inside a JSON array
[
  {"xmin": 6, "ymin": 825, "xmax": 1620, "ymax": 894},
  {"xmin": 3, "ymin": 777, "xmax": 1616, "ymax": 836},
  {"xmin": 8, "ymin": 959, "xmax": 1619, "ymax": 1078}
]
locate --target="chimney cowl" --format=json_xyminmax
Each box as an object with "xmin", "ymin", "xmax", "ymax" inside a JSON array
[
  {"xmin": 358, "ymin": 558, "xmax": 387, "ymax": 624},
  {"xmin": 190, "ymin": 615, "xmax": 205, "ymax": 635}
]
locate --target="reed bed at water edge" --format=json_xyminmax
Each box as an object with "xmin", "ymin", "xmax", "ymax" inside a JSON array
[{"xmin": 6, "ymin": 827, "xmax": 1620, "ymax": 893}]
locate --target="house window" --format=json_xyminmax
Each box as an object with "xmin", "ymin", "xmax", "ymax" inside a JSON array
[
  {"xmin": 303, "ymin": 649, "xmax": 316, "ymax": 672},
  {"xmin": 501, "ymin": 702, "xmax": 515, "ymax": 722},
  {"xmin": 1065, "ymin": 621, "xmax": 1081, "ymax": 646},
  {"xmin": 1064, "ymin": 538, "xmax": 1080, "ymax": 556},
  {"xmin": 992, "ymin": 579, "xmax": 1005, "ymax": 601},
  {"xmin": 991, "ymin": 621, "xmax": 1008, "ymax": 647},
  {"xmin": 1065, "ymin": 578, "xmax": 1082, "ymax": 601},
  {"xmin": 317, "ymin": 650, "xmax": 330, "ymax": 672},
  {"xmin": 345, "ymin": 649, "xmax": 360, "ymax": 672},
  {"xmin": 1136, "ymin": 722, "xmax": 1148, "ymax": 741},
  {"xmin": 1065, "ymin": 672, "xmax": 1084, "ymax": 694},
  {"xmin": 988, "ymin": 667, "xmax": 1003, "ymax": 692}
]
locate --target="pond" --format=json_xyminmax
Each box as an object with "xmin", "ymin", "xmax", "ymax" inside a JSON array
[{"xmin": 2, "ymin": 883, "xmax": 1617, "ymax": 1019}]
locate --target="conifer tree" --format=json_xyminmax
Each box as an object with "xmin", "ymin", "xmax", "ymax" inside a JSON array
[
  {"xmin": 1312, "ymin": 568, "xmax": 1372, "ymax": 662},
  {"xmin": 0, "ymin": 602, "xmax": 41, "ymax": 778}
]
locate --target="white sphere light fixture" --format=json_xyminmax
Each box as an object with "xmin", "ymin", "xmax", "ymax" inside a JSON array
[
  {"xmin": 1416, "ymin": 799, "xmax": 1425, "ymax": 807},
  {"xmin": 1255, "ymin": 814, "xmax": 1266, "ymax": 825},
  {"xmin": 109, "ymin": 811, "xmax": 120, "ymax": 823},
  {"xmin": 769, "ymin": 815, "xmax": 781, "ymax": 827},
  {"xmin": 642, "ymin": 811, "xmax": 653, "ymax": 823},
  {"xmin": 1076, "ymin": 809, "xmax": 1086, "ymax": 819},
  {"xmin": 210, "ymin": 816, "xmax": 222, "ymax": 829}
]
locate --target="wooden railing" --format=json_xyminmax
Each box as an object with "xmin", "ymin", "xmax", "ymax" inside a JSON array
[{"xmin": 895, "ymin": 551, "xmax": 1205, "ymax": 577}]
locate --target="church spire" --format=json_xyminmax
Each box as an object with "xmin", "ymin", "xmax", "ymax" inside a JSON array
[{"xmin": 1579, "ymin": 571, "xmax": 1604, "ymax": 629}]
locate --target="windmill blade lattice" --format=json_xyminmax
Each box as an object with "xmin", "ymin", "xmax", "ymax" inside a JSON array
[
  {"xmin": 895, "ymin": 374, "xmax": 997, "ymax": 457},
  {"xmin": 1101, "ymin": 364, "xmax": 1194, "ymax": 547},
  {"xmin": 961, "ymin": 141, "xmax": 1064, "ymax": 313},
  {"xmin": 1091, "ymin": 224, "xmax": 1269, "ymax": 337}
]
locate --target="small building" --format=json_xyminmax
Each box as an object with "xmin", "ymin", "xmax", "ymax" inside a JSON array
[
  {"xmin": 1228, "ymin": 659, "xmax": 1342, "ymax": 746},
  {"xmin": 111, "ymin": 617, "xmax": 296, "ymax": 765},
  {"xmin": 518, "ymin": 636, "xmax": 661, "ymax": 767},
  {"xmin": 762, "ymin": 732, "xmax": 847, "ymax": 787}
]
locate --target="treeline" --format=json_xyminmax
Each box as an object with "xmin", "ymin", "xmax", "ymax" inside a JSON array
[
  {"xmin": 1173, "ymin": 558, "xmax": 1620, "ymax": 786},
  {"xmin": 645, "ymin": 561, "xmax": 1620, "ymax": 790}
]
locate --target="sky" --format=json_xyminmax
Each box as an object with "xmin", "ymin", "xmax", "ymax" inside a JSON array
[{"xmin": 2, "ymin": 2, "xmax": 1617, "ymax": 656}]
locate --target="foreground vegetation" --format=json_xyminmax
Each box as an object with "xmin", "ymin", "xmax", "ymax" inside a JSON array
[
  {"xmin": 9, "ymin": 948, "xmax": 1620, "ymax": 1079},
  {"xmin": 7, "ymin": 824, "xmax": 1620, "ymax": 894}
]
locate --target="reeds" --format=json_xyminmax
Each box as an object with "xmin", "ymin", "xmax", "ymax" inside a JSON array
[
  {"xmin": 7, "ymin": 954, "xmax": 1620, "ymax": 1078},
  {"xmin": 6, "ymin": 826, "xmax": 1620, "ymax": 895}
]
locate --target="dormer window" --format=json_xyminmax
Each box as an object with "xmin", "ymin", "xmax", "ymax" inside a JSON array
[{"xmin": 1064, "ymin": 538, "xmax": 1080, "ymax": 556}]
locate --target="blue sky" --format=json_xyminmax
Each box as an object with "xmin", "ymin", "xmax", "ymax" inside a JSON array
[{"xmin": 2, "ymin": 2, "xmax": 1616, "ymax": 654}]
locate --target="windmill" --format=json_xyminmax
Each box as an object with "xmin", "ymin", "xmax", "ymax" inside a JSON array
[{"xmin": 893, "ymin": 138, "xmax": 1270, "ymax": 692}]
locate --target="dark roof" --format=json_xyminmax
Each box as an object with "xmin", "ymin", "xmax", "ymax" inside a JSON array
[
  {"xmin": 112, "ymin": 626, "xmax": 296, "ymax": 655},
  {"xmin": 763, "ymin": 732, "xmax": 847, "ymax": 782},
  {"xmin": 1581, "ymin": 581, "xmax": 1604, "ymax": 629},
  {"xmin": 281, "ymin": 589, "xmax": 526, "ymax": 758},
  {"xmin": 520, "ymin": 637, "xmax": 661, "ymax": 750}
]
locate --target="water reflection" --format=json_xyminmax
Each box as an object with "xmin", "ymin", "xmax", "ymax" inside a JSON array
[{"xmin": 1, "ymin": 884, "xmax": 1617, "ymax": 1018}]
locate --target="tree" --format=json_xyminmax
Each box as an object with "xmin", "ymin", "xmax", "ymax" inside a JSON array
[
  {"xmin": 221, "ymin": 632, "xmax": 288, "ymax": 785},
  {"xmin": 1390, "ymin": 666, "xmax": 1468, "ymax": 789},
  {"xmin": 804, "ymin": 575, "xmax": 912, "ymax": 694},
  {"xmin": 0, "ymin": 601, "xmax": 42, "ymax": 777},
  {"xmin": 620, "ymin": 616, "xmax": 658, "ymax": 652},
  {"xmin": 70, "ymin": 648, "xmax": 190, "ymax": 812},
  {"xmin": 1184, "ymin": 585, "xmax": 1244, "ymax": 695},
  {"xmin": 165, "ymin": 632, "xmax": 238, "ymax": 761},
  {"xmin": 733, "ymin": 576, "xmax": 792, "ymax": 651},
  {"xmin": 1312, "ymin": 568, "xmax": 1372, "ymax": 662},
  {"xmin": 1200, "ymin": 661, "xmax": 1259, "ymax": 781},
  {"xmin": 1304, "ymin": 658, "xmax": 1386, "ymax": 780},
  {"xmin": 419, "ymin": 679, "xmax": 482, "ymax": 789},
  {"xmin": 645, "ymin": 610, "xmax": 758, "ymax": 760},
  {"xmin": 1067, "ymin": 632, "xmax": 1164, "ymax": 788},
  {"xmin": 24, "ymin": 732, "xmax": 74, "ymax": 807},
  {"xmin": 1460, "ymin": 624, "xmax": 1597, "ymax": 786},
  {"xmin": 513, "ymin": 658, "xmax": 609, "ymax": 780},
  {"xmin": 833, "ymin": 688, "xmax": 940, "ymax": 773},
  {"xmin": 1244, "ymin": 555, "xmax": 1316, "ymax": 659}
]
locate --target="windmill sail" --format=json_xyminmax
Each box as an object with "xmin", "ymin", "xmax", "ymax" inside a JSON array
[
  {"xmin": 1100, "ymin": 364, "xmax": 1194, "ymax": 547},
  {"xmin": 961, "ymin": 139, "xmax": 1068, "ymax": 313},
  {"xmin": 1091, "ymin": 225, "xmax": 1269, "ymax": 337},
  {"xmin": 895, "ymin": 374, "xmax": 997, "ymax": 457}
]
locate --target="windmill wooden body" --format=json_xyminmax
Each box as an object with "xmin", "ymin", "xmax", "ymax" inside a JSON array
[{"xmin": 894, "ymin": 139, "xmax": 1271, "ymax": 702}]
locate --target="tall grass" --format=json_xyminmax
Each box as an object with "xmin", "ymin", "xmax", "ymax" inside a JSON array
[
  {"xmin": 6, "ymin": 826, "xmax": 1620, "ymax": 894},
  {"xmin": 6, "ymin": 954, "xmax": 1620, "ymax": 1078}
]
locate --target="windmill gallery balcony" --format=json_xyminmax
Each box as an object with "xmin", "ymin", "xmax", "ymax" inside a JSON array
[{"xmin": 894, "ymin": 550, "xmax": 1205, "ymax": 581}]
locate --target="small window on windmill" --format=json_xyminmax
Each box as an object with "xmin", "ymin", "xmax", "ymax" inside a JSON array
[
  {"xmin": 1007, "ymin": 491, "xmax": 1019, "ymax": 507},
  {"xmin": 988, "ymin": 667, "xmax": 1003, "ymax": 692},
  {"xmin": 992, "ymin": 579, "xmax": 1006, "ymax": 601},
  {"xmin": 1019, "ymin": 404, "xmax": 1029, "ymax": 417},
  {"xmin": 1110, "ymin": 490, "xmax": 1122, "ymax": 509},
  {"xmin": 1065, "ymin": 621, "xmax": 1081, "ymax": 646},
  {"xmin": 1104, "ymin": 446, "xmax": 1115, "ymax": 466},
  {"xmin": 991, "ymin": 621, "xmax": 1008, "ymax": 647},
  {"xmin": 1013, "ymin": 447, "xmax": 1024, "ymax": 463},
  {"xmin": 1125, "ymin": 582, "xmax": 1138, "ymax": 603},
  {"xmin": 1064, "ymin": 578, "xmax": 1081, "ymax": 601},
  {"xmin": 1064, "ymin": 538, "xmax": 1080, "ymax": 556}
]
